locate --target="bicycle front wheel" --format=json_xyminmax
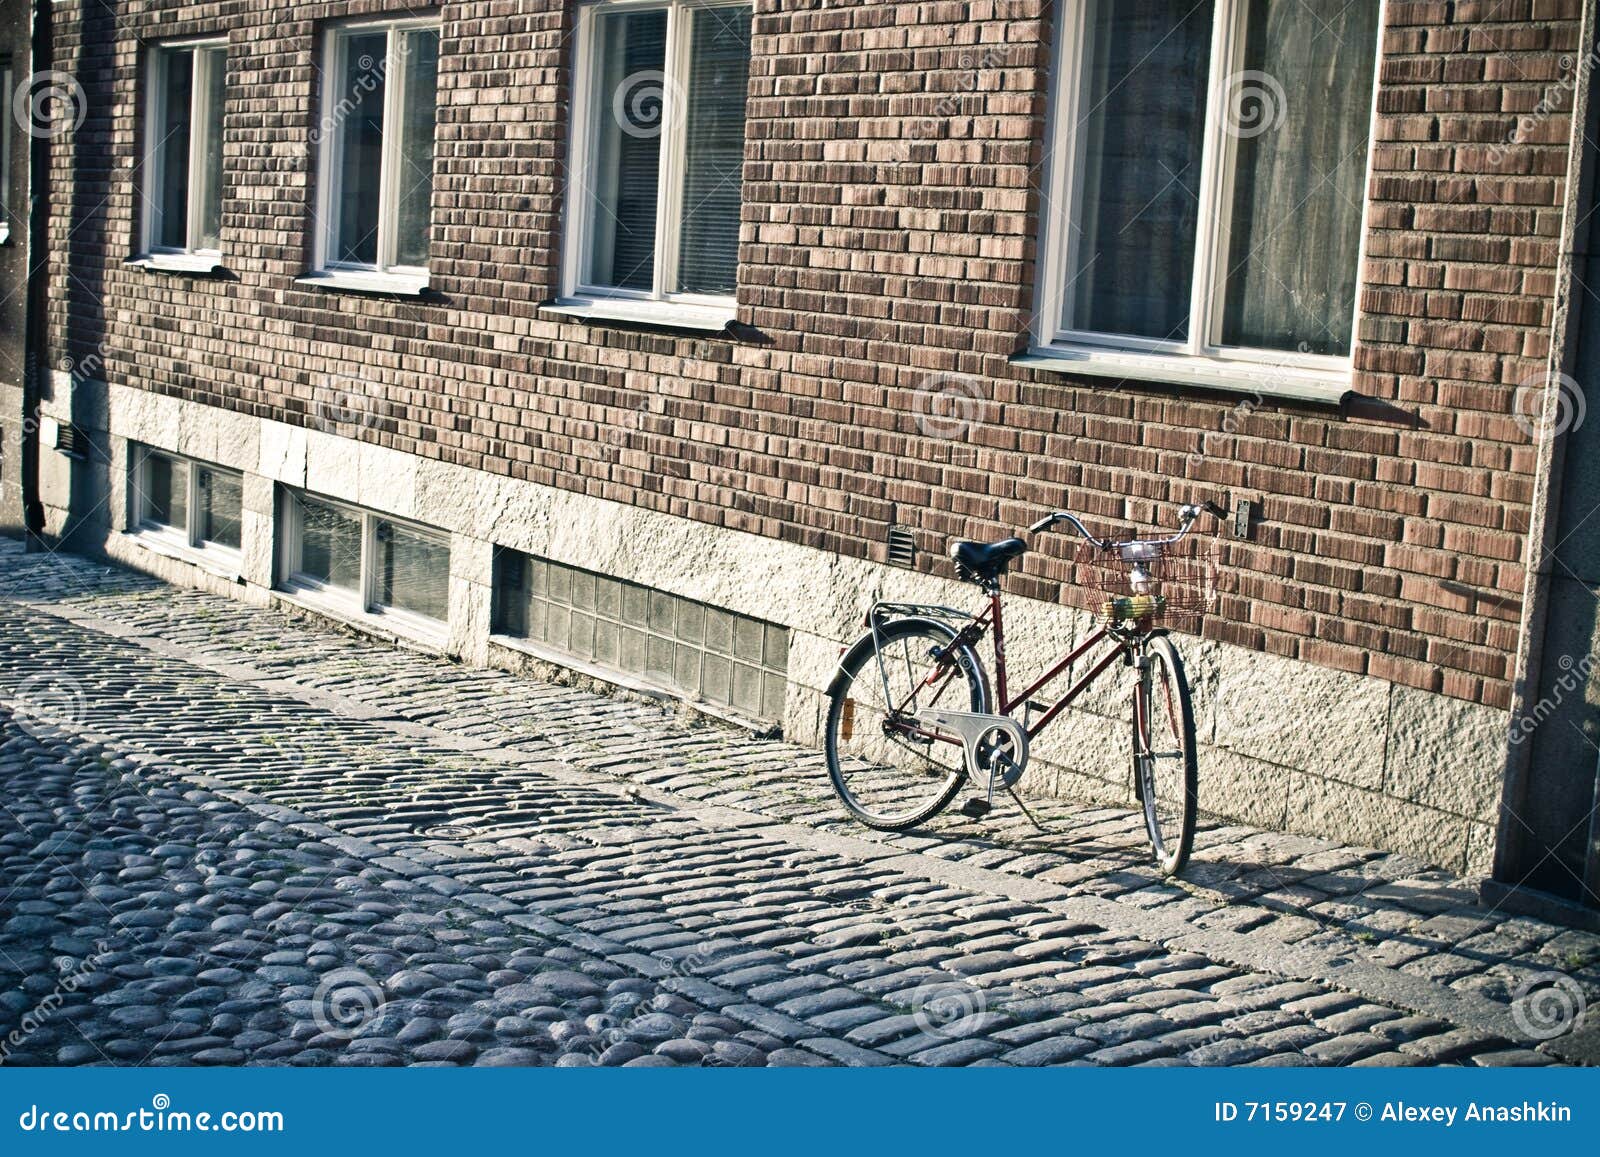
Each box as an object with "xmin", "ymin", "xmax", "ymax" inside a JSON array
[
  {"xmin": 825, "ymin": 617, "xmax": 989, "ymax": 830},
  {"xmin": 1132, "ymin": 635, "xmax": 1198, "ymax": 876}
]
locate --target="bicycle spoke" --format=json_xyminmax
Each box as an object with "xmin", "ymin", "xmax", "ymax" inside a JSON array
[{"xmin": 827, "ymin": 621, "xmax": 981, "ymax": 828}]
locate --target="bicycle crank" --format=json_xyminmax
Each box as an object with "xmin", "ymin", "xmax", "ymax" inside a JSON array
[{"xmin": 912, "ymin": 709, "xmax": 1030, "ymax": 790}]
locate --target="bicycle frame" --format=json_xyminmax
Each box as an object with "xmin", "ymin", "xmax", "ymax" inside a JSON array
[
  {"xmin": 972, "ymin": 591, "xmax": 1131, "ymax": 739},
  {"xmin": 881, "ymin": 590, "xmax": 1136, "ymax": 749}
]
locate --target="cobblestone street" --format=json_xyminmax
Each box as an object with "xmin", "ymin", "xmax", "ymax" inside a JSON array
[{"xmin": 0, "ymin": 541, "xmax": 1597, "ymax": 1067}]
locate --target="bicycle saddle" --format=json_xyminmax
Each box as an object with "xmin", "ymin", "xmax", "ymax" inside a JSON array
[{"xmin": 950, "ymin": 537, "xmax": 1026, "ymax": 583}]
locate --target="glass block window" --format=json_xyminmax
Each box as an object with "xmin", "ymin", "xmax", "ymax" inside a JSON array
[{"xmin": 493, "ymin": 549, "xmax": 787, "ymax": 722}]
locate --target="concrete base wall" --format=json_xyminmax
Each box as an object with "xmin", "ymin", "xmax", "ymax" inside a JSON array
[
  {"xmin": 0, "ymin": 382, "xmax": 25, "ymax": 535},
  {"xmin": 47, "ymin": 379, "xmax": 1512, "ymax": 876}
]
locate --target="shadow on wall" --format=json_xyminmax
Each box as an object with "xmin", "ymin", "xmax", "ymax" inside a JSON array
[
  {"xmin": 1502, "ymin": 201, "xmax": 1600, "ymax": 910},
  {"xmin": 52, "ymin": 0, "xmax": 114, "ymax": 551}
]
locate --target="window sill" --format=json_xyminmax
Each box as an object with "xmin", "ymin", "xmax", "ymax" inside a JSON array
[
  {"xmin": 275, "ymin": 579, "xmax": 448, "ymax": 651},
  {"xmin": 488, "ymin": 632, "xmax": 778, "ymax": 737},
  {"xmin": 1013, "ymin": 345, "xmax": 1352, "ymax": 406},
  {"xmin": 126, "ymin": 252, "xmax": 226, "ymax": 275},
  {"xmin": 540, "ymin": 297, "xmax": 736, "ymax": 334},
  {"xmin": 294, "ymin": 270, "xmax": 430, "ymax": 298},
  {"xmin": 123, "ymin": 529, "xmax": 244, "ymax": 584}
]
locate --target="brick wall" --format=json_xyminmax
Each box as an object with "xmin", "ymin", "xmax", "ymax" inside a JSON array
[{"xmin": 46, "ymin": 0, "xmax": 1584, "ymax": 712}]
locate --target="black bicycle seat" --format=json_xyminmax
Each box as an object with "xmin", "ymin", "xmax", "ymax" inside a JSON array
[{"xmin": 950, "ymin": 537, "xmax": 1025, "ymax": 583}]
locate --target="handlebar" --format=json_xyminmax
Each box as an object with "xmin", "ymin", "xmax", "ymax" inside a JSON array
[{"xmin": 1028, "ymin": 500, "xmax": 1226, "ymax": 548}]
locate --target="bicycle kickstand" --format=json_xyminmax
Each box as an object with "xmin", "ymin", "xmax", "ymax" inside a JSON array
[{"xmin": 1005, "ymin": 785, "xmax": 1048, "ymax": 834}]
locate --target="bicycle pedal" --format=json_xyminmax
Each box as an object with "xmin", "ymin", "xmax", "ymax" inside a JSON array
[{"xmin": 959, "ymin": 797, "xmax": 992, "ymax": 820}]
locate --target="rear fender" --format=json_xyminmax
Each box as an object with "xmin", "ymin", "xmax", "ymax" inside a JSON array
[{"xmin": 827, "ymin": 616, "xmax": 992, "ymax": 713}]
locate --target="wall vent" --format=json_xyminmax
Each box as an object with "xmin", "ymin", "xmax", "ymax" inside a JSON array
[
  {"xmin": 55, "ymin": 423, "xmax": 88, "ymax": 461},
  {"xmin": 887, "ymin": 525, "xmax": 916, "ymax": 568}
]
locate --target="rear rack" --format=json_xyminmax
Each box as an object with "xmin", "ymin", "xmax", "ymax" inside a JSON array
[{"xmin": 867, "ymin": 602, "xmax": 974, "ymax": 627}]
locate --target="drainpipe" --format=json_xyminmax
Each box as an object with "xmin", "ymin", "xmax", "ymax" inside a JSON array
[
  {"xmin": 1493, "ymin": 0, "xmax": 1600, "ymax": 895},
  {"xmin": 19, "ymin": 0, "xmax": 50, "ymax": 544}
]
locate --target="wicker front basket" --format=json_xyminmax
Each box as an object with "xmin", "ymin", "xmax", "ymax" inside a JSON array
[{"xmin": 1072, "ymin": 534, "xmax": 1224, "ymax": 630}]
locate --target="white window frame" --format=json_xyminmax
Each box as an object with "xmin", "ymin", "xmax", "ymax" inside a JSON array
[
  {"xmin": 278, "ymin": 488, "xmax": 450, "ymax": 643},
  {"xmin": 130, "ymin": 447, "xmax": 245, "ymax": 571},
  {"xmin": 1030, "ymin": 0, "xmax": 1385, "ymax": 402},
  {"xmin": 305, "ymin": 16, "xmax": 440, "ymax": 295},
  {"xmin": 137, "ymin": 39, "xmax": 228, "ymax": 266},
  {"xmin": 553, "ymin": 0, "xmax": 749, "ymax": 331}
]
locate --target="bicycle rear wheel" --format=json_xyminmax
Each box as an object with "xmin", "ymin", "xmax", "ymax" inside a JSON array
[
  {"xmin": 824, "ymin": 617, "xmax": 988, "ymax": 830},
  {"xmin": 1131, "ymin": 635, "xmax": 1198, "ymax": 876}
]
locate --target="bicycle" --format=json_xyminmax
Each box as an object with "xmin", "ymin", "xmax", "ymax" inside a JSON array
[{"xmin": 824, "ymin": 501, "xmax": 1226, "ymax": 877}]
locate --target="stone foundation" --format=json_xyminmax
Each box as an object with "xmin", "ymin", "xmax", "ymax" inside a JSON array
[{"xmin": 43, "ymin": 378, "xmax": 1511, "ymax": 876}]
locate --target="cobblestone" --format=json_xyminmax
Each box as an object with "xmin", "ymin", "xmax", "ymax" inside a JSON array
[{"xmin": 0, "ymin": 545, "xmax": 1596, "ymax": 1066}]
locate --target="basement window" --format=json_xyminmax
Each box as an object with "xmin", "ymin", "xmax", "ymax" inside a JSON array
[
  {"xmin": 492, "ymin": 548, "xmax": 787, "ymax": 723},
  {"xmin": 279, "ymin": 489, "xmax": 449, "ymax": 640},
  {"xmin": 130, "ymin": 447, "xmax": 243, "ymax": 570}
]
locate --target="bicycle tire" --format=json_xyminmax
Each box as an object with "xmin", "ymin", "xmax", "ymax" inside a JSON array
[
  {"xmin": 1131, "ymin": 634, "xmax": 1198, "ymax": 876},
  {"xmin": 824, "ymin": 616, "xmax": 990, "ymax": 830}
]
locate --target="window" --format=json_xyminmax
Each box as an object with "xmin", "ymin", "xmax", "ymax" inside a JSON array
[
  {"xmin": 558, "ymin": 0, "xmax": 752, "ymax": 328},
  {"xmin": 140, "ymin": 42, "xmax": 227, "ymax": 259},
  {"xmin": 1036, "ymin": 0, "xmax": 1381, "ymax": 393},
  {"xmin": 131, "ymin": 448, "xmax": 243, "ymax": 558},
  {"xmin": 309, "ymin": 18, "xmax": 440, "ymax": 292},
  {"xmin": 280, "ymin": 490, "xmax": 450, "ymax": 634},
  {"xmin": 493, "ymin": 549, "xmax": 787, "ymax": 722}
]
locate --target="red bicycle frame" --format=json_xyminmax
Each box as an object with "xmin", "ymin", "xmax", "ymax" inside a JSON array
[
  {"xmin": 895, "ymin": 592, "xmax": 1132, "ymax": 746},
  {"xmin": 979, "ymin": 592, "xmax": 1127, "ymax": 739}
]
